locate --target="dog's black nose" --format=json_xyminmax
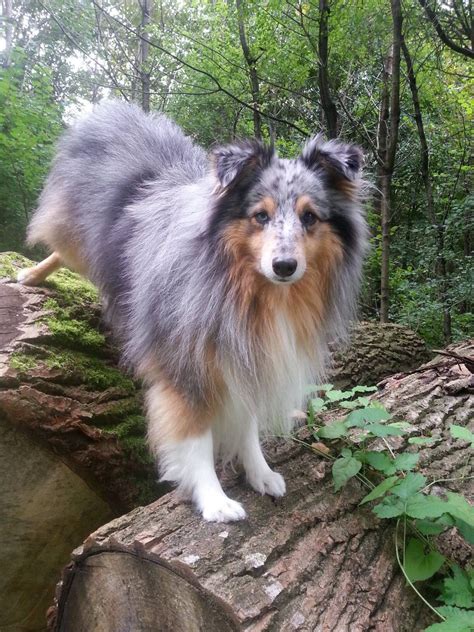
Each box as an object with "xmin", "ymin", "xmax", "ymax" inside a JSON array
[{"xmin": 272, "ymin": 258, "xmax": 297, "ymax": 278}]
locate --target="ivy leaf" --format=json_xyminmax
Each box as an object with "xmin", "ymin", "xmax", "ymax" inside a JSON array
[
  {"xmin": 405, "ymin": 494, "xmax": 449, "ymax": 519},
  {"xmin": 440, "ymin": 565, "xmax": 474, "ymax": 608},
  {"xmin": 445, "ymin": 492, "xmax": 474, "ymax": 527},
  {"xmin": 373, "ymin": 497, "xmax": 405, "ymax": 518},
  {"xmin": 414, "ymin": 519, "xmax": 446, "ymax": 536},
  {"xmin": 424, "ymin": 607, "xmax": 474, "ymax": 632},
  {"xmin": 351, "ymin": 385, "xmax": 378, "ymax": 393},
  {"xmin": 403, "ymin": 538, "xmax": 445, "ymax": 582},
  {"xmin": 360, "ymin": 476, "xmax": 399, "ymax": 505},
  {"xmin": 317, "ymin": 421, "xmax": 348, "ymax": 439},
  {"xmin": 391, "ymin": 473, "xmax": 427, "ymax": 501},
  {"xmin": 332, "ymin": 456, "xmax": 361, "ymax": 491},
  {"xmin": 393, "ymin": 453, "xmax": 419, "ymax": 471},
  {"xmin": 408, "ymin": 436, "xmax": 435, "ymax": 445},
  {"xmin": 366, "ymin": 423, "xmax": 407, "ymax": 437},
  {"xmin": 449, "ymin": 424, "xmax": 474, "ymax": 445},
  {"xmin": 346, "ymin": 407, "xmax": 391, "ymax": 427},
  {"xmin": 326, "ymin": 389, "xmax": 354, "ymax": 402},
  {"xmin": 364, "ymin": 451, "xmax": 396, "ymax": 474},
  {"xmin": 310, "ymin": 397, "xmax": 327, "ymax": 412}
]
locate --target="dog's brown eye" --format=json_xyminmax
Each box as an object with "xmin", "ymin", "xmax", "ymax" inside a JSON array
[
  {"xmin": 254, "ymin": 211, "xmax": 270, "ymax": 225},
  {"xmin": 301, "ymin": 210, "xmax": 318, "ymax": 227}
]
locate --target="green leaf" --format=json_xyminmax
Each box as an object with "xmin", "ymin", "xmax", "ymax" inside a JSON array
[
  {"xmin": 373, "ymin": 497, "xmax": 405, "ymax": 518},
  {"xmin": 317, "ymin": 421, "xmax": 348, "ymax": 439},
  {"xmin": 424, "ymin": 607, "xmax": 474, "ymax": 632},
  {"xmin": 403, "ymin": 538, "xmax": 445, "ymax": 582},
  {"xmin": 332, "ymin": 456, "xmax": 361, "ymax": 492},
  {"xmin": 310, "ymin": 397, "xmax": 327, "ymax": 412},
  {"xmin": 366, "ymin": 423, "xmax": 407, "ymax": 437},
  {"xmin": 450, "ymin": 424, "xmax": 474, "ymax": 445},
  {"xmin": 326, "ymin": 389, "xmax": 354, "ymax": 402},
  {"xmin": 346, "ymin": 407, "xmax": 391, "ymax": 427},
  {"xmin": 341, "ymin": 448, "xmax": 352, "ymax": 458},
  {"xmin": 393, "ymin": 453, "xmax": 419, "ymax": 471},
  {"xmin": 391, "ymin": 473, "xmax": 427, "ymax": 501},
  {"xmin": 364, "ymin": 451, "xmax": 396, "ymax": 474},
  {"xmin": 351, "ymin": 385, "xmax": 378, "ymax": 393},
  {"xmin": 405, "ymin": 494, "xmax": 449, "ymax": 519},
  {"xmin": 360, "ymin": 476, "xmax": 399, "ymax": 505},
  {"xmin": 440, "ymin": 566, "xmax": 474, "ymax": 608},
  {"xmin": 408, "ymin": 436, "xmax": 435, "ymax": 445},
  {"xmin": 414, "ymin": 519, "xmax": 446, "ymax": 536},
  {"xmin": 445, "ymin": 492, "xmax": 474, "ymax": 527}
]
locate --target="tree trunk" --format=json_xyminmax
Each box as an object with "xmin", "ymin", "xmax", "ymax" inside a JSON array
[
  {"xmin": 378, "ymin": 0, "xmax": 402, "ymax": 323},
  {"xmin": 1, "ymin": 0, "xmax": 13, "ymax": 68},
  {"xmin": 138, "ymin": 0, "xmax": 152, "ymax": 112},
  {"xmin": 401, "ymin": 36, "xmax": 452, "ymax": 343},
  {"xmin": 236, "ymin": 0, "xmax": 262, "ymax": 139},
  {"xmin": 48, "ymin": 341, "xmax": 473, "ymax": 631},
  {"xmin": 318, "ymin": 0, "xmax": 338, "ymax": 138}
]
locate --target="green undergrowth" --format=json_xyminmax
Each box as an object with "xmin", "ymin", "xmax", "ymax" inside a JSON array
[{"xmin": 304, "ymin": 384, "xmax": 474, "ymax": 632}]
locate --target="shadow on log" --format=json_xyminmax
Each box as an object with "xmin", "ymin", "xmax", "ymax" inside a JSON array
[{"xmin": 49, "ymin": 341, "xmax": 473, "ymax": 632}]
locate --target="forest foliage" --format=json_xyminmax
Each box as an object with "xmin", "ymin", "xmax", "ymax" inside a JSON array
[{"xmin": 0, "ymin": 0, "xmax": 472, "ymax": 346}]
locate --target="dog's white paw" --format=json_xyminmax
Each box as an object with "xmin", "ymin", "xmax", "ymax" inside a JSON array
[
  {"xmin": 200, "ymin": 495, "xmax": 247, "ymax": 523},
  {"xmin": 17, "ymin": 268, "xmax": 38, "ymax": 286},
  {"xmin": 247, "ymin": 468, "xmax": 286, "ymax": 497}
]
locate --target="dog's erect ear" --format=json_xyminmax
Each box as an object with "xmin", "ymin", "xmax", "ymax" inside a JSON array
[
  {"xmin": 212, "ymin": 140, "xmax": 274, "ymax": 189},
  {"xmin": 299, "ymin": 134, "xmax": 363, "ymax": 186}
]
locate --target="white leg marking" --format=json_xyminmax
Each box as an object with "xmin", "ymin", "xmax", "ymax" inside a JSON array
[
  {"xmin": 160, "ymin": 429, "xmax": 247, "ymax": 523},
  {"xmin": 240, "ymin": 421, "xmax": 286, "ymax": 497}
]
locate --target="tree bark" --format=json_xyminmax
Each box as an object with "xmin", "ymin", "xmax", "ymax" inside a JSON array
[
  {"xmin": 378, "ymin": 0, "xmax": 402, "ymax": 323},
  {"xmin": 138, "ymin": 0, "xmax": 152, "ymax": 112},
  {"xmin": 236, "ymin": 0, "xmax": 262, "ymax": 139},
  {"xmin": 330, "ymin": 321, "xmax": 430, "ymax": 389},
  {"xmin": 318, "ymin": 0, "xmax": 338, "ymax": 138},
  {"xmin": 48, "ymin": 341, "xmax": 473, "ymax": 631},
  {"xmin": 1, "ymin": 0, "xmax": 13, "ymax": 68}
]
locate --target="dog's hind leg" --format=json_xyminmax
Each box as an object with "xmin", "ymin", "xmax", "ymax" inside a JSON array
[
  {"xmin": 146, "ymin": 381, "xmax": 247, "ymax": 523},
  {"xmin": 17, "ymin": 252, "xmax": 63, "ymax": 286},
  {"xmin": 239, "ymin": 419, "xmax": 286, "ymax": 498}
]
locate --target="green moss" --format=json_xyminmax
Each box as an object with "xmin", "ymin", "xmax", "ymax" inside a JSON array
[
  {"xmin": 9, "ymin": 352, "xmax": 40, "ymax": 372},
  {"xmin": 44, "ymin": 349, "xmax": 135, "ymax": 391},
  {"xmin": 41, "ymin": 296, "xmax": 106, "ymax": 353},
  {"xmin": 45, "ymin": 268, "xmax": 98, "ymax": 307},
  {"xmin": 0, "ymin": 252, "xmax": 35, "ymax": 278}
]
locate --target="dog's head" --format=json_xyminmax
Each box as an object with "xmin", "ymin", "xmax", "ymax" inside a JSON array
[{"xmin": 210, "ymin": 136, "xmax": 366, "ymax": 286}]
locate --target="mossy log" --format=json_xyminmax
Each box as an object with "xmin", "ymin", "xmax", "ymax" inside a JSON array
[
  {"xmin": 0, "ymin": 252, "xmax": 162, "ymax": 632},
  {"xmin": 49, "ymin": 342, "xmax": 473, "ymax": 632}
]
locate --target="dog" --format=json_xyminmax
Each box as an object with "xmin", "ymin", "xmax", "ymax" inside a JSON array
[{"xmin": 19, "ymin": 101, "xmax": 368, "ymax": 522}]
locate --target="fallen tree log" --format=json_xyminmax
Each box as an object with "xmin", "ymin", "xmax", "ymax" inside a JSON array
[
  {"xmin": 49, "ymin": 341, "xmax": 473, "ymax": 632},
  {"xmin": 0, "ymin": 251, "xmax": 431, "ymax": 632}
]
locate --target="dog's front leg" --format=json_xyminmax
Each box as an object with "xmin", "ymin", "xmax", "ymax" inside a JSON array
[
  {"xmin": 146, "ymin": 382, "xmax": 246, "ymax": 522},
  {"xmin": 239, "ymin": 420, "xmax": 286, "ymax": 498}
]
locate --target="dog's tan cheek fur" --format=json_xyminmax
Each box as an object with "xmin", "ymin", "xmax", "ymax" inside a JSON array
[{"xmin": 287, "ymin": 223, "xmax": 344, "ymax": 347}]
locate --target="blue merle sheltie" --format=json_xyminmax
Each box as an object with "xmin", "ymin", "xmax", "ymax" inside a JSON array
[{"xmin": 19, "ymin": 101, "xmax": 368, "ymax": 522}]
